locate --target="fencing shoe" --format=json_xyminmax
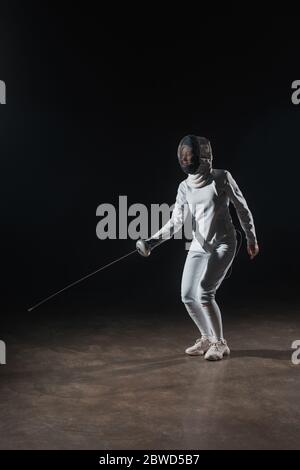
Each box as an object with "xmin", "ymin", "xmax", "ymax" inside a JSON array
[
  {"xmin": 185, "ymin": 336, "xmax": 212, "ymax": 356},
  {"xmin": 204, "ymin": 339, "xmax": 230, "ymax": 361}
]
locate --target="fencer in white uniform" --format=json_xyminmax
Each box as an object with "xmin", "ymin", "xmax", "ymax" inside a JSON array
[{"xmin": 136, "ymin": 135, "xmax": 259, "ymax": 360}]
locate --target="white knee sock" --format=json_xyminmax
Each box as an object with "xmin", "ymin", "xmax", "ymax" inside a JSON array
[
  {"xmin": 184, "ymin": 302, "xmax": 214, "ymax": 339},
  {"xmin": 200, "ymin": 299, "xmax": 224, "ymax": 341}
]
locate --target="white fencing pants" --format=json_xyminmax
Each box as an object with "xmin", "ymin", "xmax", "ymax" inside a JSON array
[{"xmin": 181, "ymin": 235, "xmax": 237, "ymax": 341}]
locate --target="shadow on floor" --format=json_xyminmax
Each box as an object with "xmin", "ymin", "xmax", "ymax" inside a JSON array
[{"xmin": 232, "ymin": 349, "xmax": 291, "ymax": 360}]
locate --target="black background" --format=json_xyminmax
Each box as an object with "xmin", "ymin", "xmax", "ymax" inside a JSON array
[{"xmin": 1, "ymin": 9, "xmax": 300, "ymax": 319}]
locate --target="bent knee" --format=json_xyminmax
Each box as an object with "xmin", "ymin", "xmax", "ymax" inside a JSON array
[
  {"xmin": 181, "ymin": 290, "xmax": 197, "ymax": 305},
  {"xmin": 199, "ymin": 286, "xmax": 215, "ymax": 303}
]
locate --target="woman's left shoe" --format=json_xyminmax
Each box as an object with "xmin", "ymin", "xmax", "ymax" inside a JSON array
[{"xmin": 204, "ymin": 339, "xmax": 230, "ymax": 361}]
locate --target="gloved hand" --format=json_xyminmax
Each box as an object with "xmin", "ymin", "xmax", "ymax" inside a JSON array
[{"xmin": 136, "ymin": 237, "xmax": 164, "ymax": 257}]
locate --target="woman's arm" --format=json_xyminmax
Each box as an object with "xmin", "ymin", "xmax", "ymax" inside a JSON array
[
  {"xmin": 136, "ymin": 181, "xmax": 189, "ymax": 257},
  {"xmin": 225, "ymin": 170, "xmax": 259, "ymax": 259},
  {"xmin": 151, "ymin": 181, "xmax": 188, "ymax": 241}
]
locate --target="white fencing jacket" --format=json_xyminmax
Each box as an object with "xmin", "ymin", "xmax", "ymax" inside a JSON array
[{"xmin": 151, "ymin": 169, "xmax": 257, "ymax": 253}]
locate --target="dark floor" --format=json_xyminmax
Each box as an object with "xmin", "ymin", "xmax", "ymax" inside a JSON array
[{"xmin": 0, "ymin": 298, "xmax": 300, "ymax": 450}]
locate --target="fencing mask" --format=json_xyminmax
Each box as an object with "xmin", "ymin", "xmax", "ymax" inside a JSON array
[{"xmin": 177, "ymin": 135, "xmax": 213, "ymax": 175}]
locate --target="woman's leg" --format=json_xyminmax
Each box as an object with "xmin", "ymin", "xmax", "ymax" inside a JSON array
[
  {"xmin": 181, "ymin": 250, "xmax": 213, "ymax": 338},
  {"xmin": 199, "ymin": 239, "xmax": 237, "ymax": 341}
]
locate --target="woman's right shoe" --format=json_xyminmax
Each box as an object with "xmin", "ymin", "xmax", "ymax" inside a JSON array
[{"xmin": 185, "ymin": 336, "xmax": 212, "ymax": 356}]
